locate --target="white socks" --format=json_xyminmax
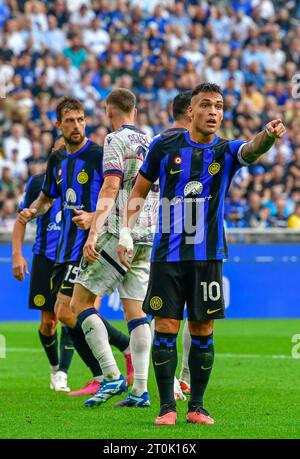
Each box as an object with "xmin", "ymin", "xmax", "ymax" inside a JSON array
[
  {"xmin": 130, "ymin": 324, "xmax": 151, "ymax": 396},
  {"xmin": 81, "ymin": 314, "xmax": 120, "ymax": 381},
  {"xmin": 179, "ymin": 319, "xmax": 191, "ymax": 383}
]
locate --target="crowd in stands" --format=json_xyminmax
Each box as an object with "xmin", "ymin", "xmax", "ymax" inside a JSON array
[{"xmin": 1, "ymin": 0, "xmax": 300, "ymax": 231}]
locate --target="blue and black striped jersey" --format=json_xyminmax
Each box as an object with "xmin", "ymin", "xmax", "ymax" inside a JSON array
[
  {"xmin": 19, "ymin": 174, "xmax": 61, "ymax": 262},
  {"xmin": 42, "ymin": 139, "xmax": 103, "ymax": 264},
  {"xmin": 140, "ymin": 131, "xmax": 249, "ymax": 262}
]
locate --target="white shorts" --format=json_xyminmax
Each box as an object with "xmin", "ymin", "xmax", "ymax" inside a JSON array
[{"xmin": 76, "ymin": 232, "xmax": 152, "ymax": 301}]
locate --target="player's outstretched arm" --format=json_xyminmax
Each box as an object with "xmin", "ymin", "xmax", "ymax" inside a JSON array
[
  {"xmin": 241, "ymin": 119, "xmax": 286, "ymax": 164},
  {"xmin": 18, "ymin": 191, "xmax": 53, "ymax": 224},
  {"xmin": 12, "ymin": 219, "xmax": 29, "ymax": 281},
  {"xmin": 118, "ymin": 173, "xmax": 153, "ymax": 269}
]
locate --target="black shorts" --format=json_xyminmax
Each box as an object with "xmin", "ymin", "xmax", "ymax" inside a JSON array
[
  {"xmin": 51, "ymin": 261, "xmax": 81, "ymax": 298},
  {"xmin": 29, "ymin": 254, "xmax": 56, "ymax": 311},
  {"xmin": 143, "ymin": 260, "xmax": 225, "ymax": 321}
]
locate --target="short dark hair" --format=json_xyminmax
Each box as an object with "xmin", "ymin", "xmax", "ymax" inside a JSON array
[
  {"xmin": 191, "ymin": 83, "xmax": 223, "ymax": 98},
  {"xmin": 172, "ymin": 91, "xmax": 192, "ymax": 120},
  {"xmin": 56, "ymin": 97, "xmax": 85, "ymax": 122},
  {"xmin": 106, "ymin": 88, "xmax": 136, "ymax": 113}
]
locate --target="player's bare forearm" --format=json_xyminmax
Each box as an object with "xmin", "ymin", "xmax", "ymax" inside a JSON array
[
  {"xmin": 124, "ymin": 174, "xmax": 153, "ymax": 229},
  {"xmin": 241, "ymin": 119, "xmax": 286, "ymax": 164},
  {"xmin": 12, "ymin": 219, "xmax": 29, "ymax": 281},
  {"xmin": 89, "ymin": 177, "xmax": 121, "ymax": 237},
  {"xmin": 84, "ymin": 176, "xmax": 121, "ymax": 263},
  {"xmin": 30, "ymin": 192, "xmax": 53, "ymax": 217},
  {"xmin": 241, "ymin": 130, "xmax": 275, "ymax": 163},
  {"xmin": 18, "ymin": 192, "xmax": 53, "ymax": 224},
  {"xmin": 12, "ymin": 219, "xmax": 26, "ymax": 256}
]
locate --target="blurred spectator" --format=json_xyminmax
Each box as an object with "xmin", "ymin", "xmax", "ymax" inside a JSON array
[
  {"xmin": 3, "ymin": 123, "xmax": 32, "ymax": 161},
  {"xmin": 271, "ymin": 199, "xmax": 288, "ymax": 228},
  {"xmin": 0, "ymin": 166, "xmax": 19, "ymax": 196},
  {"xmin": 0, "ymin": 198, "xmax": 17, "ymax": 231},
  {"xmin": 158, "ymin": 77, "xmax": 178, "ymax": 110},
  {"xmin": 243, "ymin": 192, "xmax": 261, "ymax": 227},
  {"xmin": 63, "ymin": 34, "xmax": 88, "ymax": 69},
  {"xmin": 256, "ymin": 205, "xmax": 273, "ymax": 228},
  {"xmin": 225, "ymin": 187, "xmax": 246, "ymax": 228}
]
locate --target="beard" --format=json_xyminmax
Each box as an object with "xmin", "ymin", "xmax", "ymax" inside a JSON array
[{"xmin": 64, "ymin": 131, "xmax": 85, "ymax": 146}]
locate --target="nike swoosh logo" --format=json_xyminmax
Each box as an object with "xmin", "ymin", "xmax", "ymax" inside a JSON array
[
  {"xmin": 207, "ymin": 308, "xmax": 222, "ymax": 315},
  {"xmin": 61, "ymin": 284, "xmax": 72, "ymax": 290},
  {"xmin": 154, "ymin": 360, "xmax": 171, "ymax": 366},
  {"xmin": 56, "ymin": 179, "xmax": 63, "ymax": 185},
  {"xmin": 170, "ymin": 169, "xmax": 184, "ymax": 175},
  {"xmin": 64, "ymin": 346, "xmax": 75, "ymax": 350},
  {"xmin": 45, "ymin": 341, "xmax": 56, "ymax": 348},
  {"xmin": 201, "ymin": 365, "xmax": 212, "ymax": 370}
]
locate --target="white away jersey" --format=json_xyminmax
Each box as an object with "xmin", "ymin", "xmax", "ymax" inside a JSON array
[{"xmin": 103, "ymin": 125, "xmax": 159, "ymax": 244}]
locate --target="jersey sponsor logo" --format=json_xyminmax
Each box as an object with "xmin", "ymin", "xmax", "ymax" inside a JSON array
[
  {"xmin": 206, "ymin": 307, "xmax": 222, "ymax": 315},
  {"xmin": 56, "ymin": 211, "xmax": 62, "ymax": 224},
  {"xmin": 150, "ymin": 296, "xmax": 163, "ymax": 311},
  {"xmin": 173, "ymin": 156, "xmax": 182, "ymax": 165},
  {"xmin": 33, "ymin": 294, "xmax": 46, "ymax": 307},
  {"xmin": 170, "ymin": 194, "xmax": 212, "ymax": 205},
  {"xmin": 66, "ymin": 188, "xmax": 77, "ymax": 203},
  {"xmin": 47, "ymin": 211, "xmax": 62, "ymax": 232},
  {"xmin": 184, "ymin": 181, "xmax": 203, "ymax": 197},
  {"xmin": 170, "ymin": 169, "xmax": 184, "ymax": 175},
  {"xmin": 77, "ymin": 170, "xmax": 89, "ymax": 185},
  {"xmin": 208, "ymin": 162, "xmax": 221, "ymax": 175},
  {"xmin": 63, "ymin": 188, "xmax": 84, "ymax": 210}
]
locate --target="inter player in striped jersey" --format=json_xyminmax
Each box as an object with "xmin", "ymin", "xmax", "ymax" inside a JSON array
[
  {"xmin": 161, "ymin": 91, "xmax": 193, "ymax": 399},
  {"xmin": 12, "ymin": 136, "xmax": 76, "ymax": 392},
  {"xmin": 118, "ymin": 83, "xmax": 286, "ymax": 425},
  {"xmin": 71, "ymin": 88, "xmax": 158, "ymax": 408},
  {"xmin": 18, "ymin": 97, "xmax": 132, "ymax": 395}
]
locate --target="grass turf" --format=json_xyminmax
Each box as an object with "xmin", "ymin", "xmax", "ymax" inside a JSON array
[{"xmin": 0, "ymin": 319, "xmax": 300, "ymax": 439}]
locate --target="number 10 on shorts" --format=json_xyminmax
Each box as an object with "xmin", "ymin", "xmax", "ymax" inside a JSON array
[{"xmin": 200, "ymin": 281, "xmax": 221, "ymax": 302}]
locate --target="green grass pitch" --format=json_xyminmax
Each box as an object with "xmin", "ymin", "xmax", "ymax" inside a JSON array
[{"xmin": 1, "ymin": 319, "xmax": 300, "ymax": 439}]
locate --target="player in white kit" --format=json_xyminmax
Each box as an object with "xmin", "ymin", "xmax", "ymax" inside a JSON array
[{"xmin": 70, "ymin": 88, "xmax": 158, "ymax": 408}]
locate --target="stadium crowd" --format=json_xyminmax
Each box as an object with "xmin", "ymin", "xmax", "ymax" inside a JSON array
[{"xmin": 1, "ymin": 0, "xmax": 300, "ymax": 231}]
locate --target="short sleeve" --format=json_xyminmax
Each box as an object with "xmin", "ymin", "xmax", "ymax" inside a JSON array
[
  {"xmin": 19, "ymin": 176, "xmax": 38, "ymax": 211},
  {"xmin": 103, "ymin": 134, "xmax": 124, "ymax": 179},
  {"xmin": 228, "ymin": 140, "xmax": 251, "ymax": 167},
  {"xmin": 139, "ymin": 137, "xmax": 163, "ymax": 183},
  {"xmin": 42, "ymin": 154, "xmax": 60, "ymax": 198}
]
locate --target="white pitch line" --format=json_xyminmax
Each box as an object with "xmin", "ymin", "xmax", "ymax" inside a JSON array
[
  {"xmin": 4, "ymin": 348, "xmax": 294, "ymax": 359},
  {"xmin": 217, "ymin": 353, "xmax": 293, "ymax": 360}
]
